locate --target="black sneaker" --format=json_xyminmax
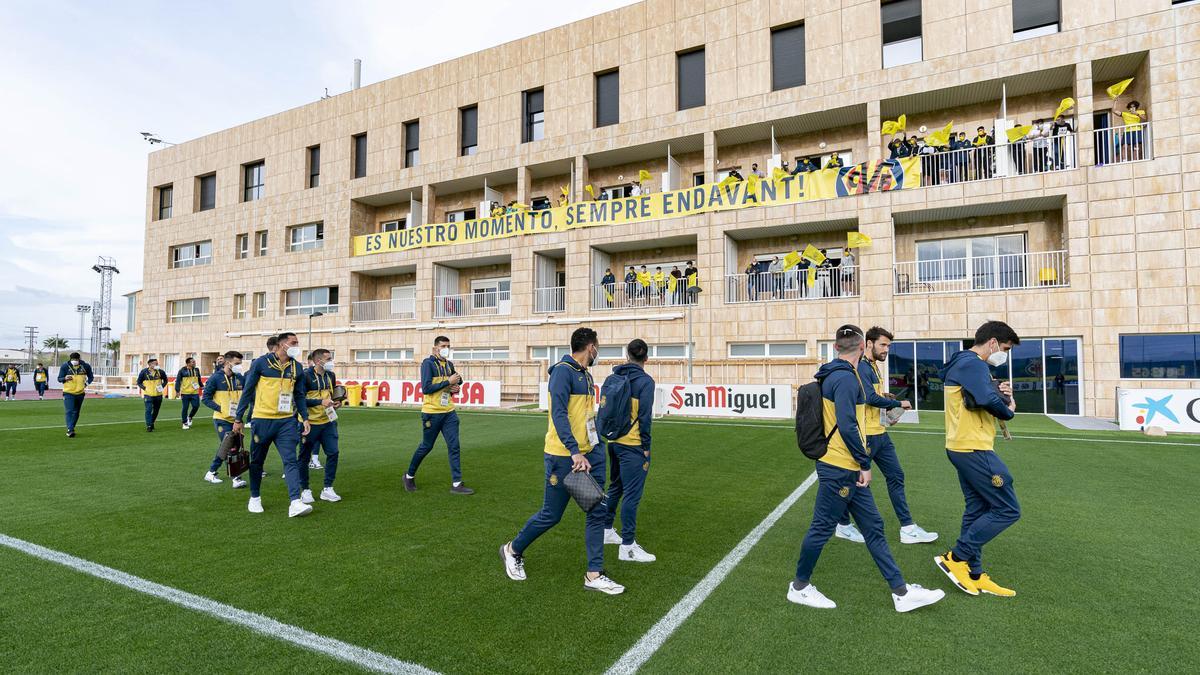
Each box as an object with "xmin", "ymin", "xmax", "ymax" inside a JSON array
[
  {"xmin": 450, "ymin": 484, "xmax": 475, "ymax": 495},
  {"xmin": 403, "ymin": 475, "xmax": 417, "ymax": 492},
  {"xmin": 147, "ymin": 426, "xmax": 154, "ymax": 432},
  {"xmin": 67, "ymin": 430, "xmax": 75, "ymax": 438}
]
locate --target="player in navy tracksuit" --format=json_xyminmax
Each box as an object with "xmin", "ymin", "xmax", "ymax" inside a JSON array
[
  {"xmin": 602, "ymin": 339, "xmax": 657, "ymax": 563},
  {"xmin": 298, "ymin": 349, "xmax": 343, "ymax": 503},
  {"xmin": 404, "ymin": 336, "xmax": 474, "ymax": 494},
  {"xmin": 176, "ymin": 358, "xmax": 203, "ymax": 429},
  {"xmin": 201, "ymin": 351, "xmax": 246, "ymax": 487},
  {"xmin": 136, "ymin": 359, "xmax": 169, "ymax": 431}
]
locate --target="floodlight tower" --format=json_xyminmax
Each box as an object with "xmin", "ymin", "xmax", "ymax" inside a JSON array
[{"xmin": 92, "ymin": 257, "xmax": 119, "ymax": 371}]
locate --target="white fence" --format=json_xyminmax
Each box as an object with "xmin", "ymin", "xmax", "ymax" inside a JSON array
[
  {"xmin": 893, "ymin": 250, "xmax": 1068, "ymax": 295},
  {"xmin": 350, "ymin": 298, "xmax": 416, "ymax": 323},
  {"xmin": 1093, "ymin": 123, "xmax": 1152, "ymax": 165},
  {"xmin": 533, "ymin": 287, "xmax": 566, "ymax": 313},
  {"xmin": 907, "ymin": 133, "xmax": 1077, "ymax": 187},
  {"xmin": 725, "ymin": 266, "xmax": 860, "ymax": 303},
  {"xmin": 434, "ymin": 290, "xmax": 511, "ymax": 319},
  {"xmin": 591, "ymin": 282, "xmax": 699, "ymax": 310}
]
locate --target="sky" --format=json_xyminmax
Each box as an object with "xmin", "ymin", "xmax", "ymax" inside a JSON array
[{"xmin": 0, "ymin": 0, "xmax": 635, "ymax": 354}]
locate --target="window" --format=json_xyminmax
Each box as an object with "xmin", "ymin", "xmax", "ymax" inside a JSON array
[
  {"xmin": 530, "ymin": 345, "xmax": 571, "ymax": 361},
  {"xmin": 447, "ymin": 208, "xmax": 476, "ymax": 223},
  {"xmin": 1120, "ymin": 334, "xmax": 1200, "ymax": 379},
  {"xmin": 391, "ymin": 284, "xmax": 416, "ymax": 316},
  {"xmin": 234, "ymin": 294, "xmax": 247, "ymax": 319},
  {"xmin": 243, "ymin": 161, "xmax": 264, "ymax": 201},
  {"xmin": 403, "ymin": 122, "xmax": 419, "ymax": 168},
  {"xmin": 882, "ymin": 0, "xmax": 922, "ymax": 68},
  {"xmin": 197, "ymin": 174, "xmax": 216, "ymax": 211},
  {"xmin": 818, "ymin": 341, "xmax": 836, "ymax": 363},
  {"xmin": 601, "ymin": 184, "xmax": 633, "ymax": 200},
  {"xmin": 819, "ymin": 149, "xmax": 854, "ymax": 166},
  {"xmin": 170, "ymin": 241, "xmax": 212, "ymax": 269},
  {"xmin": 350, "ymin": 131, "xmax": 364, "ymax": 177},
  {"xmin": 729, "ymin": 342, "xmax": 808, "ymax": 358},
  {"xmin": 531, "ymin": 197, "xmax": 551, "ymax": 211},
  {"xmin": 163, "ymin": 354, "xmax": 179, "ymax": 373},
  {"xmin": 354, "ymin": 349, "xmax": 414, "ymax": 362},
  {"xmin": 253, "ymin": 292, "xmax": 266, "ymax": 317},
  {"xmin": 470, "ymin": 278, "xmax": 510, "ymax": 310},
  {"xmin": 156, "ymin": 184, "xmax": 173, "ymax": 220},
  {"xmin": 169, "ymin": 298, "xmax": 209, "ymax": 323},
  {"xmin": 307, "ymin": 145, "xmax": 321, "ymax": 188},
  {"xmin": 255, "ymin": 230, "xmax": 268, "ymax": 257},
  {"xmin": 381, "ymin": 219, "xmax": 406, "ymax": 232},
  {"xmin": 652, "ymin": 344, "xmax": 689, "ymax": 358},
  {"xmin": 451, "ymin": 347, "xmax": 510, "ymax": 361},
  {"xmin": 595, "ymin": 70, "xmax": 619, "ymax": 127},
  {"xmin": 126, "ymin": 295, "xmax": 137, "ymax": 332},
  {"xmin": 677, "ymin": 48, "xmax": 705, "ymax": 110},
  {"xmin": 284, "ymin": 286, "xmax": 339, "ymax": 315},
  {"xmin": 236, "ymin": 233, "xmax": 249, "ymax": 259},
  {"xmin": 288, "ymin": 222, "xmax": 324, "ymax": 252},
  {"xmin": 693, "ymin": 172, "xmax": 706, "ymax": 186},
  {"xmin": 1013, "ymin": 0, "xmax": 1060, "ymax": 40},
  {"xmin": 771, "ymin": 23, "xmax": 806, "ymax": 90},
  {"xmin": 460, "ymin": 106, "xmax": 478, "ymax": 156},
  {"xmin": 915, "ymin": 234, "xmax": 1026, "ymax": 287},
  {"xmin": 523, "ymin": 88, "xmax": 544, "ymax": 142}
]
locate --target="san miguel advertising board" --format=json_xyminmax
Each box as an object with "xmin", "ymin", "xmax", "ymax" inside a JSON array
[{"xmin": 539, "ymin": 382, "xmax": 791, "ymax": 420}]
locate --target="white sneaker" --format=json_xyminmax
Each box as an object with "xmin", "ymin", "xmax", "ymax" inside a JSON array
[
  {"xmin": 893, "ymin": 584, "xmax": 945, "ymax": 613},
  {"xmin": 835, "ymin": 523, "xmax": 865, "ymax": 543},
  {"xmin": 203, "ymin": 471, "xmax": 223, "ymax": 484},
  {"xmin": 261, "ymin": 471, "xmax": 267, "ymax": 478},
  {"xmin": 288, "ymin": 499, "xmax": 313, "ymax": 518},
  {"xmin": 584, "ymin": 573, "xmax": 625, "ymax": 595},
  {"xmin": 309, "ymin": 458, "xmax": 323, "ymax": 469},
  {"xmin": 787, "ymin": 581, "xmax": 837, "ymax": 609},
  {"xmin": 300, "ymin": 489, "xmax": 315, "ymax": 504},
  {"xmin": 247, "ymin": 497, "xmax": 263, "ymax": 513},
  {"xmin": 232, "ymin": 477, "xmax": 247, "ymax": 489},
  {"xmin": 603, "ymin": 528, "xmax": 622, "ymax": 545},
  {"xmin": 319, "ymin": 487, "xmax": 341, "ymax": 502},
  {"xmin": 900, "ymin": 523, "xmax": 939, "ymax": 544},
  {"xmin": 619, "ymin": 542, "xmax": 657, "ymax": 563},
  {"xmin": 500, "ymin": 542, "xmax": 526, "ymax": 581},
  {"xmin": 182, "ymin": 423, "xmax": 190, "ymax": 430}
]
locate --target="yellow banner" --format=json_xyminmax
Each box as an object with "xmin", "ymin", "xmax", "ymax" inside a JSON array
[{"xmin": 353, "ymin": 158, "xmax": 923, "ymax": 256}]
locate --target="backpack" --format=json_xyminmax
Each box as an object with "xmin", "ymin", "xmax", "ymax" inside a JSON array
[
  {"xmin": 597, "ymin": 371, "xmax": 635, "ymax": 441},
  {"xmin": 795, "ymin": 381, "xmax": 836, "ymax": 460}
]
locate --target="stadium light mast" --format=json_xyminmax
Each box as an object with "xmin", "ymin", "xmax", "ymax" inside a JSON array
[
  {"xmin": 76, "ymin": 305, "xmax": 91, "ymax": 358},
  {"xmin": 92, "ymin": 257, "xmax": 119, "ymax": 373}
]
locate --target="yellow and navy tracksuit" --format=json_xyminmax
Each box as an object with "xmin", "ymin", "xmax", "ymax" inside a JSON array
[
  {"xmin": 407, "ymin": 355, "xmax": 463, "ymax": 483},
  {"xmin": 603, "ymin": 362, "xmax": 655, "ymax": 546},
  {"xmin": 33, "ymin": 367, "xmax": 49, "ymax": 397},
  {"xmin": 57, "ymin": 360, "xmax": 92, "ymax": 432},
  {"xmin": 941, "ymin": 350, "xmax": 1020, "ymax": 575},
  {"xmin": 512, "ymin": 355, "xmax": 608, "ymax": 572},
  {"xmin": 300, "ymin": 367, "xmax": 339, "ymax": 490},
  {"xmin": 176, "ymin": 366, "xmax": 202, "ymax": 424},
  {"xmin": 838, "ymin": 359, "xmax": 912, "ymax": 528},
  {"xmin": 202, "ymin": 370, "xmax": 245, "ymax": 474},
  {"xmin": 795, "ymin": 358, "xmax": 905, "ymax": 591},
  {"xmin": 136, "ymin": 367, "xmax": 168, "ymax": 428},
  {"xmin": 3, "ymin": 366, "xmax": 19, "ymax": 397},
  {"xmin": 235, "ymin": 355, "xmax": 308, "ymax": 500}
]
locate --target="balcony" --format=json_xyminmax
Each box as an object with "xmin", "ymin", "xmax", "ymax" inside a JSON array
[
  {"xmin": 435, "ymin": 289, "xmax": 511, "ymax": 319},
  {"xmin": 534, "ymin": 286, "xmax": 566, "ymax": 313},
  {"xmin": 1093, "ymin": 123, "xmax": 1152, "ymax": 166},
  {"xmin": 893, "ymin": 250, "xmax": 1068, "ymax": 295},
  {"xmin": 350, "ymin": 298, "xmax": 415, "ymax": 323},
  {"xmin": 911, "ymin": 134, "xmax": 1077, "ymax": 187},
  {"xmin": 726, "ymin": 266, "xmax": 859, "ymax": 303},
  {"xmin": 591, "ymin": 282, "xmax": 698, "ymax": 311}
]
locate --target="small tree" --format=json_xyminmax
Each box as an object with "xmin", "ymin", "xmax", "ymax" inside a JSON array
[
  {"xmin": 105, "ymin": 339, "xmax": 121, "ymax": 363},
  {"xmin": 43, "ymin": 336, "xmax": 69, "ymax": 364}
]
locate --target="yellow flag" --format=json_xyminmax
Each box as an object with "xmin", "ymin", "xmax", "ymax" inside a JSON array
[
  {"xmin": 638, "ymin": 169, "xmax": 653, "ymax": 184},
  {"xmin": 1055, "ymin": 97, "xmax": 1075, "ymax": 118},
  {"xmin": 604, "ymin": 287, "xmax": 614, "ymax": 303},
  {"xmin": 1005, "ymin": 125, "xmax": 1032, "ymax": 143},
  {"xmin": 560, "ymin": 185, "xmax": 569, "ymax": 197},
  {"xmin": 636, "ymin": 271, "xmax": 651, "ymax": 287},
  {"xmin": 584, "ymin": 184, "xmax": 595, "ymax": 199},
  {"xmin": 846, "ymin": 232, "xmax": 873, "ymax": 249},
  {"xmin": 801, "ymin": 244, "xmax": 826, "ymax": 266},
  {"xmin": 667, "ymin": 275, "xmax": 678, "ymax": 293},
  {"xmin": 782, "ymin": 250, "xmax": 803, "ymax": 270},
  {"xmin": 806, "ymin": 267, "xmax": 817, "ymax": 288},
  {"xmin": 1107, "ymin": 77, "xmax": 1134, "ymax": 99},
  {"xmin": 718, "ymin": 174, "xmax": 739, "ymax": 189},
  {"xmin": 746, "ymin": 172, "xmax": 761, "ymax": 200},
  {"xmin": 926, "ymin": 121, "xmax": 954, "ymax": 147},
  {"xmin": 687, "ymin": 272, "xmax": 699, "ymax": 288},
  {"xmin": 881, "ymin": 114, "xmax": 906, "ymax": 136},
  {"xmin": 771, "ymin": 167, "xmax": 787, "ymax": 182}
]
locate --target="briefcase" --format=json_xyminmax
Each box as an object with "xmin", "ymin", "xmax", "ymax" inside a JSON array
[
  {"xmin": 224, "ymin": 433, "xmax": 250, "ymax": 478},
  {"xmin": 562, "ymin": 470, "xmax": 605, "ymax": 513}
]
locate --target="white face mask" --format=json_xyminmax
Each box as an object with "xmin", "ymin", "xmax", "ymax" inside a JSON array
[
  {"xmin": 286, "ymin": 346, "xmax": 301, "ymax": 360},
  {"xmin": 232, "ymin": 364, "xmax": 244, "ymax": 375},
  {"xmin": 70, "ymin": 360, "xmax": 80, "ymax": 366},
  {"xmin": 439, "ymin": 347, "xmax": 450, "ymax": 359},
  {"xmin": 323, "ymin": 360, "xmax": 335, "ymax": 370},
  {"xmin": 987, "ymin": 349, "xmax": 1008, "ymax": 367}
]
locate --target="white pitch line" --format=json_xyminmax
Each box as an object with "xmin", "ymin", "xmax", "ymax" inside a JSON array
[
  {"xmin": 0, "ymin": 419, "xmax": 146, "ymax": 432},
  {"xmin": 0, "ymin": 533, "xmax": 438, "ymax": 675},
  {"xmin": 604, "ymin": 470, "xmax": 819, "ymax": 675}
]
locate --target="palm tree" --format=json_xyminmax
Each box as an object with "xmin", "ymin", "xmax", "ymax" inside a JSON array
[
  {"xmin": 43, "ymin": 336, "xmax": 69, "ymax": 364},
  {"xmin": 104, "ymin": 339, "xmax": 121, "ymax": 361}
]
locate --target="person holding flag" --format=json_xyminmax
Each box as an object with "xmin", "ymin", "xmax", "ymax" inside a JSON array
[
  {"xmin": 801, "ymin": 244, "xmax": 826, "ymax": 297},
  {"xmin": 176, "ymin": 356, "xmax": 202, "ymax": 429},
  {"xmin": 652, "ymin": 266, "xmax": 666, "ymax": 305},
  {"xmin": 33, "ymin": 363, "xmax": 50, "ymax": 400},
  {"xmin": 972, "ymin": 125, "xmax": 994, "ymax": 179},
  {"xmin": 136, "ymin": 358, "xmax": 169, "ymax": 432},
  {"xmin": 684, "ymin": 260, "xmax": 700, "ymax": 303},
  {"xmin": 601, "ymin": 268, "xmax": 617, "ymax": 308}
]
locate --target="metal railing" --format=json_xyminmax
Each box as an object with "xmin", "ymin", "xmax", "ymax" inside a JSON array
[
  {"xmin": 592, "ymin": 282, "xmax": 699, "ymax": 310},
  {"xmin": 907, "ymin": 133, "xmax": 1077, "ymax": 187},
  {"xmin": 893, "ymin": 250, "xmax": 1068, "ymax": 295},
  {"xmin": 725, "ymin": 266, "xmax": 860, "ymax": 303},
  {"xmin": 350, "ymin": 299, "xmax": 416, "ymax": 323},
  {"xmin": 434, "ymin": 290, "xmax": 511, "ymax": 319},
  {"xmin": 534, "ymin": 287, "xmax": 566, "ymax": 313},
  {"xmin": 1093, "ymin": 122, "xmax": 1152, "ymax": 165}
]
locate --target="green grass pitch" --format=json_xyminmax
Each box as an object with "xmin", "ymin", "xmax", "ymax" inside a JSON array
[{"xmin": 1, "ymin": 398, "xmax": 1197, "ymax": 673}]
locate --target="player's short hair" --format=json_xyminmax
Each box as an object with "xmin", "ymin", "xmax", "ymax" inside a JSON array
[
  {"xmin": 310, "ymin": 348, "xmax": 331, "ymax": 360},
  {"xmin": 865, "ymin": 326, "xmax": 894, "ymax": 343},
  {"xmin": 834, "ymin": 324, "xmax": 865, "ymax": 355},
  {"xmin": 222, "ymin": 350, "xmax": 243, "ymax": 360},
  {"xmin": 571, "ymin": 327, "xmax": 599, "ymax": 352},
  {"xmin": 974, "ymin": 321, "xmax": 1021, "ymax": 347},
  {"xmin": 277, "ymin": 332, "xmax": 297, "ymax": 343},
  {"xmin": 626, "ymin": 339, "xmax": 648, "ymax": 363},
  {"xmin": 434, "ymin": 335, "xmax": 450, "ymax": 346},
  {"xmin": 266, "ymin": 336, "xmax": 278, "ymax": 349},
  {"xmin": 69, "ymin": 352, "xmax": 81, "ymax": 360},
  {"xmin": 185, "ymin": 356, "xmax": 195, "ymax": 363}
]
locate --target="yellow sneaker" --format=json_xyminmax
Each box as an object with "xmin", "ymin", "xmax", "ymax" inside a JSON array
[
  {"xmin": 934, "ymin": 553, "xmax": 979, "ymax": 596},
  {"xmin": 975, "ymin": 573, "xmax": 1016, "ymax": 597}
]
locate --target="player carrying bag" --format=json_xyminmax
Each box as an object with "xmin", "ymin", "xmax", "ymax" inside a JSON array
[{"xmin": 795, "ymin": 381, "xmax": 836, "ymax": 460}]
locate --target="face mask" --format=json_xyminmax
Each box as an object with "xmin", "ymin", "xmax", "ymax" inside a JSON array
[
  {"xmin": 323, "ymin": 360, "xmax": 335, "ymax": 370},
  {"xmin": 232, "ymin": 364, "xmax": 244, "ymax": 375},
  {"xmin": 286, "ymin": 346, "xmax": 301, "ymax": 360},
  {"xmin": 987, "ymin": 348, "xmax": 1008, "ymax": 367},
  {"xmin": 439, "ymin": 347, "xmax": 450, "ymax": 359},
  {"xmin": 70, "ymin": 360, "xmax": 79, "ymax": 366}
]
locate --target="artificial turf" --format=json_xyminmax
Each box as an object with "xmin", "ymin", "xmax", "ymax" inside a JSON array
[{"xmin": 1, "ymin": 398, "xmax": 1196, "ymax": 673}]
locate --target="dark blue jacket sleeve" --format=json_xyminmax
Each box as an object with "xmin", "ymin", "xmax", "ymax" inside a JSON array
[
  {"xmin": 548, "ymin": 365, "xmax": 581, "ymax": 455},
  {"xmin": 304, "ymin": 372, "xmax": 324, "ymax": 408},
  {"xmin": 234, "ymin": 362, "xmax": 260, "ymax": 422},
  {"xmin": 136, "ymin": 369, "xmax": 146, "ymax": 388},
  {"xmin": 201, "ymin": 376, "xmax": 222, "ymax": 413},
  {"xmin": 293, "ymin": 371, "xmax": 308, "ymax": 420},
  {"xmin": 57, "ymin": 364, "xmax": 68, "ymax": 383},
  {"xmin": 961, "ymin": 360, "xmax": 1014, "ymax": 421},
  {"xmin": 636, "ymin": 376, "xmax": 654, "ymax": 452},
  {"xmin": 832, "ymin": 372, "xmax": 871, "ymax": 470},
  {"xmin": 422, "ymin": 359, "xmax": 450, "ymax": 394},
  {"xmin": 858, "ymin": 361, "xmax": 900, "ymax": 409}
]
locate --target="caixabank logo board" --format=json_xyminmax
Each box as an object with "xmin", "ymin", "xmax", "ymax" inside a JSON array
[{"xmin": 1117, "ymin": 388, "xmax": 1200, "ymax": 433}]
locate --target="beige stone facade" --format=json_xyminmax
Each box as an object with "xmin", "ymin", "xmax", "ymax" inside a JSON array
[{"xmin": 124, "ymin": 0, "xmax": 1200, "ymax": 418}]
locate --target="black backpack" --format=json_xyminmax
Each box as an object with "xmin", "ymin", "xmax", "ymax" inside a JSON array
[{"xmin": 795, "ymin": 381, "xmax": 836, "ymax": 460}]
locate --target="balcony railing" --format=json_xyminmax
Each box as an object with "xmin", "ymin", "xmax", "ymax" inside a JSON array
[
  {"xmin": 1094, "ymin": 122, "xmax": 1152, "ymax": 165},
  {"xmin": 725, "ymin": 266, "xmax": 860, "ymax": 304},
  {"xmin": 893, "ymin": 250, "xmax": 1068, "ymax": 295},
  {"xmin": 910, "ymin": 134, "xmax": 1077, "ymax": 187},
  {"xmin": 351, "ymin": 299, "xmax": 416, "ymax": 323},
  {"xmin": 434, "ymin": 290, "xmax": 511, "ymax": 319},
  {"xmin": 592, "ymin": 282, "xmax": 699, "ymax": 311},
  {"xmin": 534, "ymin": 287, "xmax": 566, "ymax": 313}
]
